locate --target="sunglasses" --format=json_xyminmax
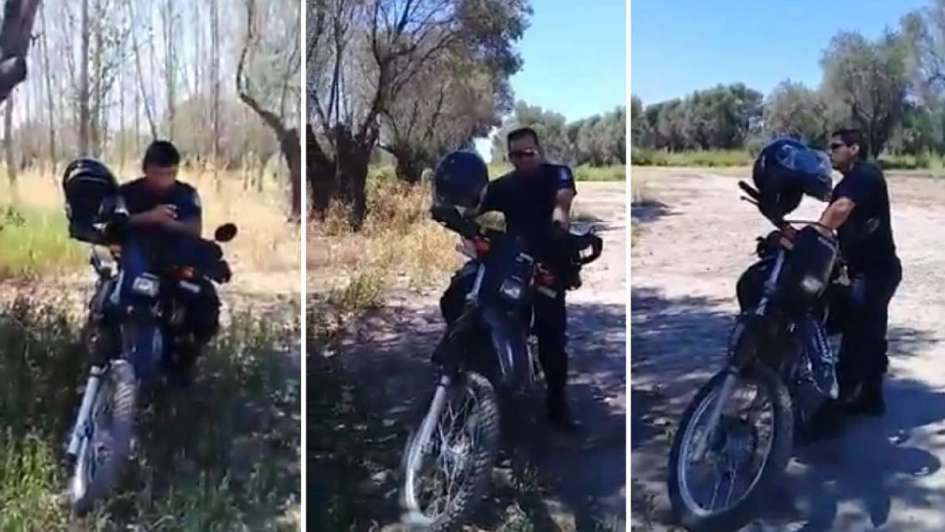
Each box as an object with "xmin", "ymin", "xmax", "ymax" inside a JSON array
[
  {"xmin": 509, "ymin": 149, "xmax": 539, "ymax": 160},
  {"xmin": 829, "ymin": 142, "xmax": 846, "ymax": 151}
]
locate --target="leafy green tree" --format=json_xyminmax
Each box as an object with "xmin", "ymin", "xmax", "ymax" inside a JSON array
[{"xmin": 820, "ymin": 30, "xmax": 910, "ymax": 158}]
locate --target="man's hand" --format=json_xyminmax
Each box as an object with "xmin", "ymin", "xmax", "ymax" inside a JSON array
[
  {"xmin": 780, "ymin": 224, "xmax": 798, "ymax": 240},
  {"xmin": 132, "ymin": 204, "xmax": 178, "ymax": 227}
]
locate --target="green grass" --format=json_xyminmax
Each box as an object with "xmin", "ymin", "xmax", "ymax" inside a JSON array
[
  {"xmin": 879, "ymin": 151, "xmax": 945, "ymax": 175},
  {"xmin": 631, "ymin": 147, "xmax": 945, "ymax": 174},
  {"xmin": 489, "ymin": 163, "xmax": 625, "ymax": 181},
  {"xmin": 631, "ymin": 148, "xmax": 752, "ymax": 167},
  {"xmin": 574, "ymin": 164, "xmax": 625, "ymax": 181},
  {"xmin": 0, "ymin": 295, "xmax": 300, "ymax": 530},
  {"xmin": 0, "ymin": 205, "xmax": 85, "ymax": 280}
]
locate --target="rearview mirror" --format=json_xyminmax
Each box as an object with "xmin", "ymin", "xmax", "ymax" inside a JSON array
[{"xmin": 214, "ymin": 223, "xmax": 238, "ymax": 243}]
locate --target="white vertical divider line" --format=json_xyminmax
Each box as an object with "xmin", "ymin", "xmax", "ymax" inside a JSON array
[
  {"xmin": 299, "ymin": 0, "xmax": 308, "ymax": 528},
  {"xmin": 625, "ymin": 0, "xmax": 633, "ymax": 524}
]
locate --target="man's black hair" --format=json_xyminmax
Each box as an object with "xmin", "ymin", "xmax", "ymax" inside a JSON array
[
  {"xmin": 507, "ymin": 127, "xmax": 541, "ymax": 149},
  {"xmin": 831, "ymin": 128, "xmax": 867, "ymax": 159},
  {"xmin": 142, "ymin": 140, "xmax": 181, "ymax": 170}
]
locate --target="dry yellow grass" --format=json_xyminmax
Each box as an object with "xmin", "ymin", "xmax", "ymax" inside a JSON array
[
  {"xmin": 0, "ymin": 164, "xmax": 299, "ymax": 289},
  {"xmin": 308, "ymin": 178, "xmax": 460, "ymax": 295}
]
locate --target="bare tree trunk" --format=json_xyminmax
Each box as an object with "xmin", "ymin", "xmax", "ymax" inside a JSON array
[
  {"xmin": 5, "ymin": 93, "xmax": 15, "ymax": 190},
  {"xmin": 162, "ymin": 0, "xmax": 175, "ymax": 139},
  {"xmin": 40, "ymin": 2, "xmax": 54, "ymax": 172},
  {"xmin": 0, "ymin": 0, "xmax": 42, "ymax": 105},
  {"xmin": 128, "ymin": 0, "xmax": 156, "ymax": 140},
  {"xmin": 237, "ymin": 0, "xmax": 300, "ymax": 220},
  {"xmin": 192, "ymin": 0, "xmax": 199, "ymax": 97},
  {"xmin": 119, "ymin": 49, "xmax": 125, "ymax": 170},
  {"xmin": 210, "ymin": 0, "xmax": 220, "ymax": 175},
  {"xmin": 90, "ymin": 0, "xmax": 102, "ymax": 156},
  {"xmin": 78, "ymin": 0, "xmax": 90, "ymax": 154}
]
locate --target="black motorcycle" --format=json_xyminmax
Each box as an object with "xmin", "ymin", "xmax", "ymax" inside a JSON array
[
  {"xmin": 60, "ymin": 160, "xmax": 236, "ymax": 514},
  {"xmin": 398, "ymin": 205, "xmax": 602, "ymax": 530},
  {"xmin": 666, "ymin": 178, "xmax": 848, "ymax": 531}
]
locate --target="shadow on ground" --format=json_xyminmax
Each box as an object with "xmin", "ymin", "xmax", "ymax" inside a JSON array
[
  {"xmin": 631, "ymin": 285, "xmax": 945, "ymax": 531},
  {"xmin": 310, "ymin": 299, "xmax": 626, "ymax": 530}
]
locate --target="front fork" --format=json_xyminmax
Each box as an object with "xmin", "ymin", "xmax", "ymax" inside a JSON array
[
  {"xmin": 408, "ymin": 374, "xmax": 453, "ymax": 470},
  {"xmin": 692, "ymin": 368, "xmax": 739, "ymax": 461},
  {"xmin": 404, "ymin": 373, "xmax": 453, "ymax": 512},
  {"xmin": 67, "ymin": 364, "xmax": 107, "ymax": 457}
]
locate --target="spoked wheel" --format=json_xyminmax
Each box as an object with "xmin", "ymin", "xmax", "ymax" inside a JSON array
[
  {"xmin": 401, "ymin": 372, "xmax": 500, "ymax": 531},
  {"xmin": 668, "ymin": 364, "xmax": 792, "ymax": 531},
  {"xmin": 70, "ymin": 360, "xmax": 136, "ymax": 515}
]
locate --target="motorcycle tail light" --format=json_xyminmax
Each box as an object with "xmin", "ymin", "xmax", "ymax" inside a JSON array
[{"xmin": 473, "ymin": 237, "xmax": 490, "ymax": 256}]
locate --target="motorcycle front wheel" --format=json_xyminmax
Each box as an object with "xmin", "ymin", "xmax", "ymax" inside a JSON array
[
  {"xmin": 400, "ymin": 371, "xmax": 500, "ymax": 531},
  {"xmin": 69, "ymin": 359, "xmax": 136, "ymax": 515},
  {"xmin": 667, "ymin": 364, "xmax": 792, "ymax": 531}
]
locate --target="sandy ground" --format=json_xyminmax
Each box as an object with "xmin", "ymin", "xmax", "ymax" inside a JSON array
[
  {"xmin": 317, "ymin": 182, "xmax": 627, "ymax": 530},
  {"xmin": 631, "ymin": 167, "xmax": 945, "ymax": 531}
]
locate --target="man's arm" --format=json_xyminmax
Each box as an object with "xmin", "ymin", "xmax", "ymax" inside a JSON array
[
  {"xmin": 128, "ymin": 204, "xmax": 201, "ymax": 237},
  {"xmin": 816, "ymin": 197, "xmax": 855, "ymax": 234},
  {"xmin": 163, "ymin": 216, "xmax": 201, "ymax": 237},
  {"xmin": 552, "ymin": 188, "xmax": 575, "ymax": 230}
]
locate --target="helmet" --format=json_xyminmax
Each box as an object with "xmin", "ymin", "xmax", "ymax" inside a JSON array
[
  {"xmin": 752, "ymin": 138, "xmax": 833, "ymax": 220},
  {"xmin": 432, "ymin": 151, "xmax": 489, "ymax": 210},
  {"xmin": 62, "ymin": 158, "xmax": 119, "ymax": 243}
]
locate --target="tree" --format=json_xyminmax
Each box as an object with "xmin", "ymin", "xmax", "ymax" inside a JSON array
[
  {"xmin": 630, "ymin": 94, "xmax": 646, "ymax": 147},
  {"xmin": 308, "ymin": 0, "xmax": 530, "ymax": 229},
  {"xmin": 379, "ymin": 45, "xmax": 518, "ymax": 182},
  {"xmin": 161, "ymin": 0, "xmax": 176, "ymax": 139},
  {"xmin": 821, "ymin": 30, "xmax": 910, "ymax": 158},
  {"xmin": 237, "ymin": 0, "xmax": 301, "ymax": 220},
  {"xmin": 570, "ymin": 106, "xmax": 625, "ymax": 165},
  {"xmin": 39, "ymin": 1, "xmax": 55, "ymax": 169},
  {"xmin": 4, "ymin": 93, "xmax": 14, "ymax": 188},
  {"xmin": 763, "ymin": 80, "xmax": 830, "ymax": 146},
  {"xmin": 78, "ymin": 0, "xmax": 89, "ymax": 153},
  {"xmin": 0, "ymin": 0, "xmax": 42, "ymax": 106}
]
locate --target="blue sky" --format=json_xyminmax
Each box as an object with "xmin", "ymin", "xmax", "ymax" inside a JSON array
[
  {"xmin": 476, "ymin": 0, "xmax": 626, "ymax": 160},
  {"xmin": 631, "ymin": 0, "xmax": 930, "ymax": 105}
]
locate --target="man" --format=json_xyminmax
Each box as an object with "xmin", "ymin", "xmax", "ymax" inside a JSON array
[
  {"xmin": 117, "ymin": 140, "xmax": 219, "ymax": 384},
  {"xmin": 815, "ymin": 128, "xmax": 901, "ymax": 415},
  {"xmin": 478, "ymin": 127, "xmax": 579, "ymax": 432}
]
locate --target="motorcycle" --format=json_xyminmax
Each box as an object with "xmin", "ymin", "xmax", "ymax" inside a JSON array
[
  {"xmin": 398, "ymin": 205, "xmax": 603, "ymax": 530},
  {"xmin": 65, "ymin": 213, "xmax": 236, "ymax": 515},
  {"xmin": 667, "ymin": 180, "xmax": 848, "ymax": 531}
]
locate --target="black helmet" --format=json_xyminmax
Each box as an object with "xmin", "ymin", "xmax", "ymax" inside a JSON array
[
  {"xmin": 433, "ymin": 151, "xmax": 489, "ymax": 209},
  {"xmin": 752, "ymin": 138, "xmax": 833, "ymax": 220},
  {"xmin": 62, "ymin": 158, "xmax": 119, "ymax": 243}
]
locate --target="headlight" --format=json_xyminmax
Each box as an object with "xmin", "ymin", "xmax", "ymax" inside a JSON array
[
  {"xmin": 499, "ymin": 279, "xmax": 524, "ymax": 302},
  {"xmin": 131, "ymin": 273, "xmax": 160, "ymax": 297}
]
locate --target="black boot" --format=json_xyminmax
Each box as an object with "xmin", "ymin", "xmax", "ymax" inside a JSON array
[
  {"xmin": 842, "ymin": 375, "xmax": 885, "ymax": 417},
  {"xmin": 547, "ymin": 390, "xmax": 582, "ymax": 434}
]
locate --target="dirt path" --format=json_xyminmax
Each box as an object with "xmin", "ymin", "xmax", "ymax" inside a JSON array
[
  {"xmin": 631, "ymin": 168, "xmax": 945, "ymax": 531},
  {"xmin": 315, "ymin": 182, "xmax": 627, "ymax": 530}
]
